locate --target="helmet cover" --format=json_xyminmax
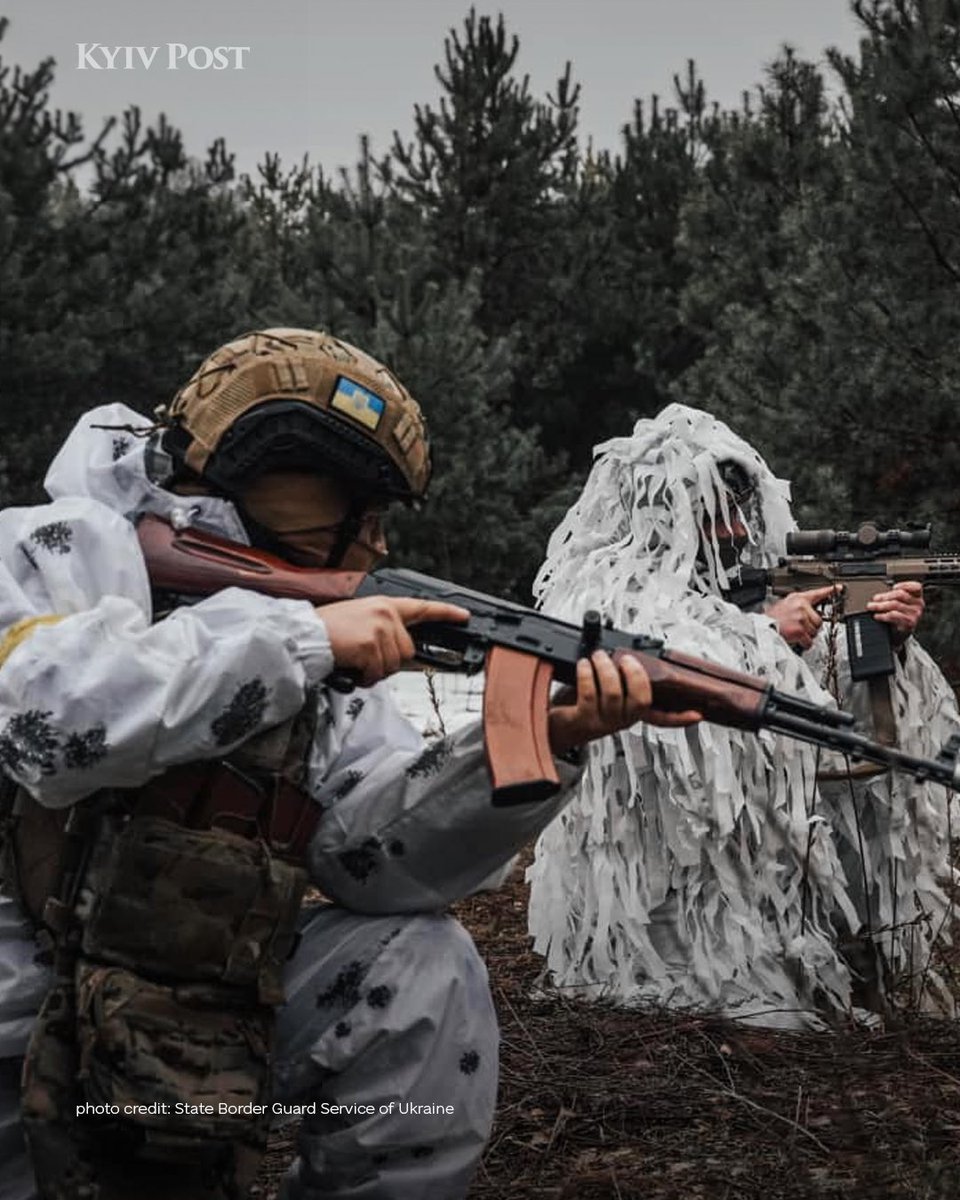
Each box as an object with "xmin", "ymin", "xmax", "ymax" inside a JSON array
[{"xmin": 165, "ymin": 328, "xmax": 430, "ymax": 500}]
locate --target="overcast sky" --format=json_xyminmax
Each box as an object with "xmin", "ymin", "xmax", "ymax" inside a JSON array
[{"xmin": 3, "ymin": 1, "xmax": 863, "ymax": 180}]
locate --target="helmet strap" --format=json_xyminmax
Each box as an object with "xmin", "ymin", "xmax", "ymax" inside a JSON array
[
  {"xmin": 233, "ymin": 502, "xmax": 304, "ymax": 562},
  {"xmin": 234, "ymin": 498, "xmax": 367, "ymax": 569},
  {"xmin": 323, "ymin": 500, "xmax": 366, "ymax": 568}
]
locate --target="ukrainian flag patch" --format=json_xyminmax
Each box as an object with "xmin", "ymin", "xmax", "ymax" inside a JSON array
[{"xmin": 330, "ymin": 376, "xmax": 386, "ymax": 431}]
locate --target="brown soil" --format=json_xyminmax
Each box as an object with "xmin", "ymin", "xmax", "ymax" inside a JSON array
[
  {"xmin": 457, "ymin": 854, "xmax": 960, "ymax": 1200},
  {"xmin": 259, "ymin": 852, "xmax": 960, "ymax": 1199}
]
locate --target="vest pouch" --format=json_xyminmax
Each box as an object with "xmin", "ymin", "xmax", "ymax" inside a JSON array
[
  {"xmin": 75, "ymin": 961, "xmax": 272, "ymax": 1155},
  {"xmin": 80, "ymin": 817, "xmax": 306, "ymax": 1004},
  {"xmin": 21, "ymin": 980, "xmax": 96, "ymax": 1200},
  {"xmin": 0, "ymin": 787, "xmax": 70, "ymax": 928}
]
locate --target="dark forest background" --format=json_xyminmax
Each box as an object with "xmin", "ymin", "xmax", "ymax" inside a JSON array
[{"xmin": 3, "ymin": 1, "xmax": 960, "ymax": 651}]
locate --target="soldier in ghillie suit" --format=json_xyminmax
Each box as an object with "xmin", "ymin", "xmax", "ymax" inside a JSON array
[
  {"xmin": 528, "ymin": 403, "xmax": 957, "ymax": 1028},
  {"xmin": 0, "ymin": 330, "xmax": 686, "ymax": 1199}
]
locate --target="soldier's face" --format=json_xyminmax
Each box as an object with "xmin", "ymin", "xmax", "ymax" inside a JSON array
[
  {"xmin": 700, "ymin": 492, "xmax": 750, "ymax": 570},
  {"xmin": 240, "ymin": 471, "xmax": 388, "ymax": 571}
]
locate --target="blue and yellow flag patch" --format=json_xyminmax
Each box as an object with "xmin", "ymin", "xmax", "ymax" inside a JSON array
[{"xmin": 330, "ymin": 376, "xmax": 386, "ymax": 431}]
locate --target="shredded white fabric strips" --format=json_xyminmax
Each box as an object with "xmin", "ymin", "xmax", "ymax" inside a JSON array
[{"xmin": 526, "ymin": 403, "xmax": 959, "ymax": 1029}]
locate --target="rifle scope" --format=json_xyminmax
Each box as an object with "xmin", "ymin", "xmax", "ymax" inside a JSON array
[{"xmin": 786, "ymin": 522, "xmax": 931, "ymax": 557}]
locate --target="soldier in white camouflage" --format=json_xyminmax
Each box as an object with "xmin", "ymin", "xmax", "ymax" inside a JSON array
[{"xmin": 0, "ymin": 328, "xmax": 681, "ymax": 1200}]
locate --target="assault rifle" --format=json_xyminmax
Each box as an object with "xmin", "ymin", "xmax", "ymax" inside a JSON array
[
  {"xmin": 137, "ymin": 514, "xmax": 960, "ymax": 806},
  {"xmin": 723, "ymin": 523, "xmax": 960, "ymax": 747}
]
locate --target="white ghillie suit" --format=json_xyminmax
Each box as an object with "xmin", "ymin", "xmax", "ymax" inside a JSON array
[
  {"xmin": 806, "ymin": 627, "xmax": 960, "ymax": 1014},
  {"xmin": 528, "ymin": 403, "xmax": 957, "ymax": 1027}
]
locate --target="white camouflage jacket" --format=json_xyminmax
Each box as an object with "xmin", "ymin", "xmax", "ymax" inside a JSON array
[{"xmin": 0, "ymin": 404, "xmax": 578, "ymax": 914}]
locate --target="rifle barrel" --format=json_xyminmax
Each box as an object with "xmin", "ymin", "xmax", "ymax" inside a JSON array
[
  {"xmin": 764, "ymin": 709, "xmax": 959, "ymax": 788},
  {"xmin": 762, "ymin": 688, "xmax": 856, "ymax": 729}
]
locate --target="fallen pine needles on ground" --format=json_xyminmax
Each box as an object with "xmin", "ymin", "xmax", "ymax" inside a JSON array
[
  {"xmin": 456, "ymin": 853, "xmax": 960, "ymax": 1200},
  {"xmin": 260, "ymin": 849, "xmax": 960, "ymax": 1199}
]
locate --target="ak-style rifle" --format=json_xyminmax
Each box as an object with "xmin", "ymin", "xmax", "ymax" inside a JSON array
[{"xmin": 137, "ymin": 514, "xmax": 960, "ymax": 806}]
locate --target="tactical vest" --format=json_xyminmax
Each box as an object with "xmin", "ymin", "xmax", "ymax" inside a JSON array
[{"xmin": 0, "ymin": 708, "xmax": 322, "ymax": 1200}]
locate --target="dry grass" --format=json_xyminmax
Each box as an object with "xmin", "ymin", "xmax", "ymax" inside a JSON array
[
  {"xmin": 457, "ymin": 853, "xmax": 960, "ymax": 1200},
  {"xmin": 258, "ymin": 848, "xmax": 960, "ymax": 1200}
]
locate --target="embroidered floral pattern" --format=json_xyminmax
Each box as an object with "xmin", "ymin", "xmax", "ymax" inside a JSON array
[
  {"xmin": 316, "ymin": 959, "xmax": 370, "ymax": 1009},
  {"xmin": 459, "ymin": 1050, "xmax": 480, "ymax": 1075},
  {"xmin": 332, "ymin": 769, "xmax": 364, "ymax": 802}
]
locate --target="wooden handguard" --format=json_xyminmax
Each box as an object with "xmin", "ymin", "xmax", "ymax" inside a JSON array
[
  {"xmin": 483, "ymin": 646, "xmax": 560, "ymax": 806},
  {"xmin": 618, "ymin": 648, "xmax": 768, "ymax": 730}
]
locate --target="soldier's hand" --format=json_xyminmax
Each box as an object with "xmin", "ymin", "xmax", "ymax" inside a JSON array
[
  {"xmin": 319, "ymin": 597, "xmax": 469, "ymax": 686},
  {"xmin": 547, "ymin": 651, "xmax": 702, "ymax": 758},
  {"xmin": 766, "ymin": 585, "xmax": 840, "ymax": 650},
  {"xmin": 867, "ymin": 580, "xmax": 924, "ymax": 642}
]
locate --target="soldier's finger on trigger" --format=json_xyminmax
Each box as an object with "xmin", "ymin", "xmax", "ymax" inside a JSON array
[{"xmin": 812, "ymin": 591, "xmax": 839, "ymax": 611}]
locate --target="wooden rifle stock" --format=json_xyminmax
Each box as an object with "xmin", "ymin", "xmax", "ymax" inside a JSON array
[
  {"xmin": 482, "ymin": 648, "xmax": 774, "ymax": 805},
  {"xmin": 617, "ymin": 648, "xmax": 767, "ymax": 730},
  {"xmin": 137, "ymin": 513, "xmax": 368, "ymax": 603}
]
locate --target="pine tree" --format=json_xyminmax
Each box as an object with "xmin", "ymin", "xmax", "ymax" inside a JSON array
[
  {"xmin": 0, "ymin": 19, "xmax": 112, "ymax": 501},
  {"xmin": 670, "ymin": 47, "xmax": 849, "ymax": 522},
  {"xmin": 0, "ymin": 20, "xmax": 259, "ymax": 501},
  {"xmin": 388, "ymin": 8, "xmax": 579, "ymax": 339},
  {"xmin": 531, "ymin": 67, "xmax": 712, "ymax": 466},
  {"xmin": 254, "ymin": 137, "xmax": 570, "ymax": 596},
  {"xmin": 85, "ymin": 108, "xmax": 255, "ymax": 406},
  {"xmin": 671, "ymin": 6, "xmax": 960, "ymax": 651}
]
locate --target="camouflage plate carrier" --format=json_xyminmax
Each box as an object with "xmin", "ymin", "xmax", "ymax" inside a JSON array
[{"xmin": 1, "ymin": 710, "xmax": 321, "ymax": 1200}]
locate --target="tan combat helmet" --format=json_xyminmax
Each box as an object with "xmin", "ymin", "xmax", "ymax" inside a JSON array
[{"xmin": 162, "ymin": 328, "xmax": 430, "ymax": 501}]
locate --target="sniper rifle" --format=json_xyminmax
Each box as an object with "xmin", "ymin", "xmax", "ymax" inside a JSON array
[{"xmin": 723, "ymin": 522, "xmax": 960, "ymax": 747}]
